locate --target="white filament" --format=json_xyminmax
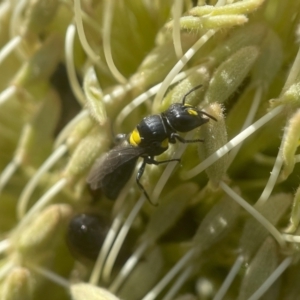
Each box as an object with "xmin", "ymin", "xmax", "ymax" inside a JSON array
[
  {"xmin": 102, "ymin": 196, "xmax": 146, "ymax": 282},
  {"xmin": 74, "ymin": 0, "xmax": 100, "ymax": 63},
  {"xmin": 220, "ymin": 181, "xmax": 285, "ymax": 248},
  {"xmin": 0, "ymin": 36, "xmax": 22, "ymax": 65},
  {"xmin": 248, "ymin": 257, "xmax": 292, "ymax": 300},
  {"xmin": 89, "ymin": 209, "xmax": 125, "ymax": 285},
  {"xmin": 142, "ymin": 249, "xmax": 195, "ymax": 300},
  {"xmin": 17, "ymin": 144, "xmax": 68, "ymax": 219},
  {"xmin": 153, "ymin": 29, "xmax": 217, "ymax": 111},
  {"xmin": 65, "ymin": 23, "xmax": 86, "ymax": 105},
  {"xmin": 228, "ymin": 87, "xmax": 263, "ymax": 165},
  {"xmin": 15, "ymin": 178, "xmax": 67, "ymax": 232},
  {"xmin": 109, "ymin": 240, "xmax": 151, "ymax": 293},
  {"xmin": 182, "ymin": 105, "xmax": 284, "ymax": 179},
  {"xmin": 172, "ymin": 0, "xmax": 183, "ymax": 59},
  {"xmin": 0, "ymin": 156, "xmax": 21, "ymax": 195},
  {"xmin": 103, "ymin": 0, "xmax": 127, "ymax": 84},
  {"xmin": 213, "ymin": 255, "xmax": 244, "ymax": 300}
]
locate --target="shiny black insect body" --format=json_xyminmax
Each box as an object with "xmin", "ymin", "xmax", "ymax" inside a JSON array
[
  {"xmin": 87, "ymin": 85, "xmax": 216, "ymax": 203},
  {"xmin": 66, "ymin": 213, "xmax": 110, "ymax": 261}
]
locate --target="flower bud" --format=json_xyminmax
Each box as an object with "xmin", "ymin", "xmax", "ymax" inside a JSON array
[
  {"xmin": 145, "ymin": 183, "xmax": 198, "ymax": 241},
  {"xmin": 205, "ymin": 46, "xmax": 259, "ymax": 104},
  {"xmin": 22, "ymin": 0, "xmax": 60, "ymax": 36},
  {"xmin": 12, "ymin": 35, "xmax": 62, "ymax": 88},
  {"xmin": 285, "ymin": 185, "xmax": 300, "ymax": 233},
  {"xmin": 1, "ymin": 267, "xmax": 33, "ymax": 300},
  {"xmin": 15, "ymin": 204, "xmax": 72, "ymax": 257},
  {"xmin": 84, "ymin": 67, "xmax": 106, "ymax": 125},
  {"xmin": 189, "ymin": 0, "xmax": 265, "ymax": 16},
  {"xmin": 193, "ymin": 196, "xmax": 240, "ymax": 253},
  {"xmin": 63, "ymin": 126, "xmax": 110, "ymax": 183},
  {"xmin": 169, "ymin": 15, "xmax": 248, "ymax": 32},
  {"xmin": 239, "ymin": 193, "xmax": 292, "ymax": 259},
  {"xmin": 281, "ymin": 109, "xmax": 300, "ymax": 179},
  {"xmin": 238, "ymin": 238, "xmax": 278, "ymax": 300},
  {"xmin": 198, "ymin": 103, "xmax": 228, "ymax": 187},
  {"xmin": 71, "ymin": 283, "xmax": 121, "ymax": 300}
]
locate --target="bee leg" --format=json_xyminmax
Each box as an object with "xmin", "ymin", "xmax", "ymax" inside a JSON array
[
  {"xmin": 145, "ymin": 157, "xmax": 181, "ymax": 165},
  {"xmin": 136, "ymin": 160, "xmax": 155, "ymax": 205},
  {"xmin": 137, "ymin": 157, "xmax": 180, "ymax": 206},
  {"xmin": 170, "ymin": 133, "xmax": 204, "ymax": 144}
]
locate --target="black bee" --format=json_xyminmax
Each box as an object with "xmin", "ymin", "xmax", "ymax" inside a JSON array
[{"xmin": 87, "ymin": 85, "xmax": 216, "ymax": 203}]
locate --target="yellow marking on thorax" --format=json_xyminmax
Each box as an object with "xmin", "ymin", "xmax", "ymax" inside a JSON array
[{"xmin": 129, "ymin": 128, "xmax": 141, "ymax": 146}]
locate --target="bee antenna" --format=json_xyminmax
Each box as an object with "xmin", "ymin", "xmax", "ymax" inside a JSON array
[
  {"xmin": 201, "ymin": 111, "xmax": 217, "ymax": 122},
  {"xmin": 182, "ymin": 84, "xmax": 203, "ymax": 105}
]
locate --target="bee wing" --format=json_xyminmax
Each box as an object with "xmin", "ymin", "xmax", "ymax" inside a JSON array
[{"xmin": 87, "ymin": 145, "xmax": 146, "ymax": 200}]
